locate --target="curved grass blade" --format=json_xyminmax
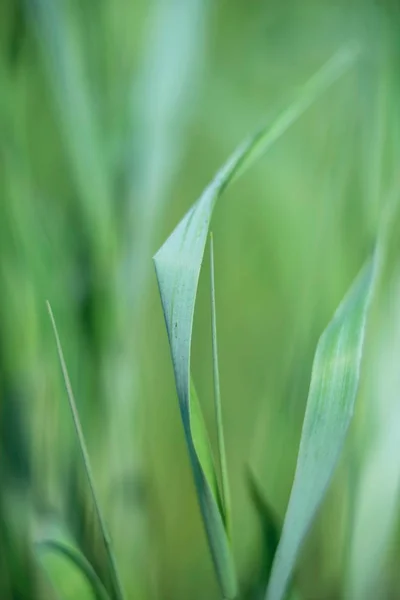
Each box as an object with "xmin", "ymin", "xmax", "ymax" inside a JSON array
[
  {"xmin": 36, "ymin": 539, "xmax": 110, "ymax": 600},
  {"xmin": 265, "ymin": 256, "xmax": 378, "ymax": 600},
  {"xmin": 210, "ymin": 234, "xmax": 231, "ymax": 536},
  {"xmin": 153, "ymin": 45, "xmax": 358, "ymax": 599},
  {"xmin": 46, "ymin": 302, "xmax": 125, "ymax": 600}
]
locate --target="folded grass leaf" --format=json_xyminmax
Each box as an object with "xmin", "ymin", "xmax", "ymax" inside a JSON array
[
  {"xmin": 46, "ymin": 302, "xmax": 125, "ymax": 600},
  {"xmin": 153, "ymin": 45, "xmax": 358, "ymax": 599},
  {"xmin": 265, "ymin": 257, "xmax": 377, "ymax": 600}
]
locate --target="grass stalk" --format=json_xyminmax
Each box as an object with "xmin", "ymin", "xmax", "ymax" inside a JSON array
[{"xmin": 46, "ymin": 301, "xmax": 125, "ymax": 600}]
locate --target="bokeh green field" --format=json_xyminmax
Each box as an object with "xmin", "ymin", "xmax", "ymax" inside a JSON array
[{"xmin": 1, "ymin": 1, "xmax": 400, "ymax": 599}]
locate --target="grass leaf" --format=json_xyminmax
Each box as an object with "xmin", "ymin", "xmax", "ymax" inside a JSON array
[
  {"xmin": 46, "ymin": 302, "xmax": 125, "ymax": 600},
  {"xmin": 153, "ymin": 46, "xmax": 357, "ymax": 599},
  {"xmin": 265, "ymin": 256, "xmax": 378, "ymax": 600}
]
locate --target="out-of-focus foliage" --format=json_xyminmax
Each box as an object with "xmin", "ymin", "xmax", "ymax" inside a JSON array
[{"xmin": 0, "ymin": 0, "xmax": 400, "ymax": 599}]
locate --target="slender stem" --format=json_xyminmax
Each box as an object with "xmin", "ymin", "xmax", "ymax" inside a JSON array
[
  {"xmin": 46, "ymin": 301, "xmax": 125, "ymax": 600},
  {"xmin": 209, "ymin": 234, "xmax": 231, "ymax": 537}
]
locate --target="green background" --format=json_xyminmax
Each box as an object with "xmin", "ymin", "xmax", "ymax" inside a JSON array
[{"xmin": 0, "ymin": 1, "xmax": 399, "ymax": 598}]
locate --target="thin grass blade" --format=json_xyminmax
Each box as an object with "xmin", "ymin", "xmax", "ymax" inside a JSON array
[
  {"xmin": 46, "ymin": 302, "xmax": 125, "ymax": 600},
  {"xmin": 153, "ymin": 46, "xmax": 358, "ymax": 599},
  {"xmin": 265, "ymin": 256, "xmax": 378, "ymax": 600}
]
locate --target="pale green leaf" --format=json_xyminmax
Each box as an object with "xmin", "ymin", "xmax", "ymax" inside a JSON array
[
  {"xmin": 265, "ymin": 257, "xmax": 377, "ymax": 600},
  {"xmin": 153, "ymin": 46, "xmax": 358, "ymax": 599}
]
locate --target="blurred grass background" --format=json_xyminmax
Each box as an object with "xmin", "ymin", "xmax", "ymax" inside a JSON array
[{"xmin": 1, "ymin": 0, "xmax": 400, "ymax": 598}]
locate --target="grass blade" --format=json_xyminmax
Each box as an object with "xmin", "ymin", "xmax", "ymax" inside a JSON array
[
  {"xmin": 153, "ymin": 46, "xmax": 357, "ymax": 599},
  {"xmin": 46, "ymin": 302, "xmax": 125, "ymax": 600},
  {"xmin": 210, "ymin": 234, "xmax": 231, "ymax": 536},
  {"xmin": 265, "ymin": 256, "xmax": 378, "ymax": 600}
]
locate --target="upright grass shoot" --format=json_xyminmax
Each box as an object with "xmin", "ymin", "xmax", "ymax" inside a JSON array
[{"xmin": 46, "ymin": 302, "xmax": 125, "ymax": 600}]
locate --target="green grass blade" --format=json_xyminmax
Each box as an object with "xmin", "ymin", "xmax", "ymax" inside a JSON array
[
  {"xmin": 36, "ymin": 539, "xmax": 111, "ymax": 600},
  {"xmin": 153, "ymin": 46, "xmax": 357, "ymax": 600},
  {"xmin": 210, "ymin": 234, "xmax": 231, "ymax": 536},
  {"xmin": 46, "ymin": 302, "xmax": 125, "ymax": 600},
  {"xmin": 265, "ymin": 257, "xmax": 378, "ymax": 600}
]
